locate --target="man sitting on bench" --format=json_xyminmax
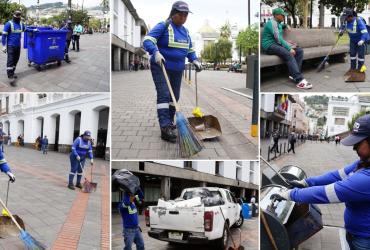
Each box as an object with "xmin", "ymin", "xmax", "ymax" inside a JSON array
[{"xmin": 262, "ymin": 8, "xmax": 312, "ymax": 90}]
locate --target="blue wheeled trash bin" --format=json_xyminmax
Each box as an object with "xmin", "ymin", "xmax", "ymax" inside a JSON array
[{"xmin": 24, "ymin": 26, "xmax": 67, "ymax": 71}]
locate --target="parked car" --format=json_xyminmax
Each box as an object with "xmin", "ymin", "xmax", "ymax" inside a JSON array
[{"xmin": 145, "ymin": 187, "xmax": 244, "ymax": 249}]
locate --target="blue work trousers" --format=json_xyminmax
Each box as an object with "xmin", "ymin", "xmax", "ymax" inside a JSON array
[
  {"xmin": 123, "ymin": 227, "xmax": 144, "ymax": 250},
  {"xmin": 6, "ymin": 45, "xmax": 20, "ymax": 77},
  {"xmin": 150, "ymin": 62, "xmax": 182, "ymax": 128},
  {"xmin": 68, "ymin": 153, "xmax": 85, "ymax": 185},
  {"xmin": 346, "ymin": 232, "xmax": 370, "ymax": 250},
  {"xmin": 350, "ymin": 41, "xmax": 366, "ymax": 70}
]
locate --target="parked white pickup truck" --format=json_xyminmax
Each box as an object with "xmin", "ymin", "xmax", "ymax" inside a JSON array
[{"xmin": 145, "ymin": 187, "xmax": 244, "ymax": 249}]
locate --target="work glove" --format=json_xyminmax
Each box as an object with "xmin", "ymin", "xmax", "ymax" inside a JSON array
[
  {"xmin": 90, "ymin": 158, "xmax": 94, "ymax": 166},
  {"xmin": 76, "ymin": 155, "xmax": 81, "ymax": 161},
  {"xmin": 270, "ymin": 190, "xmax": 291, "ymax": 202},
  {"xmin": 1, "ymin": 46, "xmax": 6, "ymax": 54},
  {"xmin": 287, "ymin": 179, "xmax": 308, "ymax": 188},
  {"xmin": 193, "ymin": 60, "xmax": 203, "ymax": 72},
  {"xmin": 338, "ymin": 30, "xmax": 345, "ymax": 37},
  {"xmin": 154, "ymin": 51, "xmax": 165, "ymax": 65},
  {"xmin": 6, "ymin": 172, "xmax": 15, "ymax": 183},
  {"xmin": 358, "ymin": 40, "xmax": 365, "ymax": 46}
]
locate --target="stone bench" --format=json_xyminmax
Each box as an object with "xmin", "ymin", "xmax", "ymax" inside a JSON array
[{"xmin": 261, "ymin": 28, "xmax": 348, "ymax": 68}]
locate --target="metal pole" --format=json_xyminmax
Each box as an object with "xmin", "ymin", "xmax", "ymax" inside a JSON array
[
  {"xmin": 251, "ymin": 55, "xmax": 259, "ymax": 137},
  {"xmin": 310, "ymin": 0, "xmax": 313, "ymax": 28},
  {"xmin": 248, "ymin": 0, "xmax": 251, "ymax": 55}
]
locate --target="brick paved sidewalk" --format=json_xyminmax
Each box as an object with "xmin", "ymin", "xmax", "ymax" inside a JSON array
[
  {"xmin": 112, "ymin": 70, "xmax": 258, "ymax": 160},
  {"xmin": 0, "ymin": 145, "xmax": 109, "ymax": 249},
  {"xmin": 0, "ymin": 33, "xmax": 109, "ymax": 92}
]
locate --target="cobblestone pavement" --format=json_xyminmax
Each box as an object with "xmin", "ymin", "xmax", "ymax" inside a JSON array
[
  {"xmin": 112, "ymin": 70, "xmax": 258, "ymax": 160},
  {"xmin": 261, "ymin": 141, "xmax": 357, "ymax": 250},
  {"xmin": 0, "ymin": 33, "xmax": 109, "ymax": 92},
  {"xmin": 261, "ymin": 54, "xmax": 370, "ymax": 92},
  {"xmin": 112, "ymin": 212, "xmax": 259, "ymax": 250},
  {"xmin": 0, "ymin": 145, "xmax": 109, "ymax": 249}
]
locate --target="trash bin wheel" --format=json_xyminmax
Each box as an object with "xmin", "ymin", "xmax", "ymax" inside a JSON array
[
  {"xmin": 28, "ymin": 61, "xmax": 32, "ymax": 67},
  {"xmin": 36, "ymin": 65, "xmax": 42, "ymax": 71},
  {"xmin": 57, "ymin": 61, "xmax": 61, "ymax": 66}
]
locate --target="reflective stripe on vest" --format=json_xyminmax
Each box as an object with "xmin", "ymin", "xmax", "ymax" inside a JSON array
[
  {"xmin": 9, "ymin": 21, "xmax": 23, "ymax": 34},
  {"xmin": 78, "ymin": 137, "xmax": 91, "ymax": 149},
  {"xmin": 122, "ymin": 203, "xmax": 137, "ymax": 214},
  {"xmin": 168, "ymin": 24, "xmax": 190, "ymax": 49},
  {"xmin": 347, "ymin": 19, "xmax": 357, "ymax": 34},
  {"xmin": 0, "ymin": 159, "xmax": 7, "ymax": 164}
]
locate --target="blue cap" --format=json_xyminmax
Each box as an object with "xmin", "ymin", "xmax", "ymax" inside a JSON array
[
  {"xmin": 342, "ymin": 114, "xmax": 370, "ymax": 146},
  {"xmin": 172, "ymin": 1, "xmax": 192, "ymax": 13},
  {"xmin": 83, "ymin": 130, "xmax": 92, "ymax": 137}
]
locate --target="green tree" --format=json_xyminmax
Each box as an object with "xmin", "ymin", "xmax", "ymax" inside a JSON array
[
  {"xmin": 348, "ymin": 110, "xmax": 370, "ymax": 131},
  {"xmin": 236, "ymin": 24, "xmax": 259, "ymax": 58},
  {"xmin": 200, "ymin": 39, "xmax": 232, "ymax": 64},
  {"xmin": 0, "ymin": 1, "xmax": 26, "ymax": 24},
  {"xmin": 320, "ymin": 0, "xmax": 369, "ymax": 16},
  {"xmin": 262, "ymin": 0, "xmax": 300, "ymax": 27},
  {"xmin": 89, "ymin": 18, "xmax": 102, "ymax": 30},
  {"xmin": 220, "ymin": 21, "xmax": 231, "ymax": 39}
]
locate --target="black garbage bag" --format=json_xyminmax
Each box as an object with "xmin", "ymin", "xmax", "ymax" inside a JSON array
[{"xmin": 112, "ymin": 169, "xmax": 140, "ymax": 195}]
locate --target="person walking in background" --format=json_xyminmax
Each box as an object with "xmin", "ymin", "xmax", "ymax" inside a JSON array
[
  {"xmin": 0, "ymin": 128, "xmax": 4, "ymax": 152},
  {"xmin": 41, "ymin": 135, "xmax": 48, "ymax": 154},
  {"xmin": 7, "ymin": 134, "xmax": 11, "ymax": 146},
  {"xmin": 270, "ymin": 130, "xmax": 280, "ymax": 154},
  {"xmin": 288, "ymin": 132, "xmax": 296, "ymax": 154},
  {"xmin": 72, "ymin": 22, "xmax": 83, "ymax": 52},
  {"xmin": 61, "ymin": 20, "xmax": 73, "ymax": 63}
]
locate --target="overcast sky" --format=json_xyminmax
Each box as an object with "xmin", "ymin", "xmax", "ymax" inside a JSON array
[
  {"xmin": 11, "ymin": 0, "xmax": 101, "ymax": 8},
  {"xmin": 133, "ymin": 0, "xmax": 259, "ymax": 34}
]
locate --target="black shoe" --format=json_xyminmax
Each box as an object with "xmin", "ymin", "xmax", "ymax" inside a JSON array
[
  {"xmin": 161, "ymin": 126, "xmax": 177, "ymax": 143},
  {"xmin": 68, "ymin": 184, "xmax": 75, "ymax": 190},
  {"xmin": 13, "ymin": 74, "xmax": 17, "ymax": 79},
  {"xmin": 76, "ymin": 183, "xmax": 83, "ymax": 189},
  {"xmin": 65, "ymin": 58, "xmax": 71, "ymax": 63}
]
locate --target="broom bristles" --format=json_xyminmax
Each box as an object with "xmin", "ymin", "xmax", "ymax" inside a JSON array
[
  {"xmin": 317, "ymin": 56, "xmax": 328, "ymax": 72},
  {"xmin": 20, "ymin": 230, "xmax": 46, "ymax": 250},
  {"xmin": 176, "ymin": 112, "xmax": 202, "ymax": 157}
]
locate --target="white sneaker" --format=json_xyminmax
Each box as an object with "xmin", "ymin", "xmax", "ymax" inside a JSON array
[{"xmin": 296, "ymin": 79, "xmax": 312, "ymax": 89}]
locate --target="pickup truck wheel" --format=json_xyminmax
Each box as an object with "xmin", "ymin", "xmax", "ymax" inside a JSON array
[
  {"xmin": 233, "ymin": 213, "xmax": 244, "ymax": 228},
  {"xmin": 214, "ymin": 222, "xmax": 229, "ymax": 250}
]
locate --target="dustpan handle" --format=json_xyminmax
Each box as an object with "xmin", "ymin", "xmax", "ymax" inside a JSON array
[
  {"xmin": 5, "ymin": 180, "xmax": 10, "ymax": 206},
  {"xmin": 160, "ymin": 63, "xmax": 180, "ymax": 112},
  {"xmin": 0, "ymin": 197, "xmax": 23, "ymax": 232},
  {"xmin": 195, "ymin": 71, "xmax": 198, "ymax": 107},
  {"xmin": 90, "ymin": 163, "xmax": 93, "ymax": 182}
]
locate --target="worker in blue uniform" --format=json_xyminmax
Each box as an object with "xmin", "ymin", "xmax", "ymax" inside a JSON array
[
  {"xmin": 143, "ymin": 1, "xmax": 202, "ymax": 142},
  {"xmin": 60, "ymin": 20, "xmax": 73, "ymax": 63},
  {"xmin": 0, "ymin": 150, "xmax": 15, "ymax": 183},
  {"xmin": 119, "ymin": 188, "xmax": 145, "ymax": 250},
  {"xmin": 68, "ymin": 130, "xmax": 94, "ymax": 190},
  {"xmin": 271, "ymin": 114, "xmax": 370, "ymax": 250},
  {"xmin": 339, "ymin": 8, "xmax": 370, "ymax": 75},
  {"xmin": 1, "ymin": 10, "xmax": 25, "ymax": 83}
]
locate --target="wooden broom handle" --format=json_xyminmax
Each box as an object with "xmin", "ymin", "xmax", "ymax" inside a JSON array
[
  {"xmin": 0, "ymin": 197, "xmax": 23, "ymax": 231},
  {"xmin": 160, "ymin": 63, "xmax": 180, "ymax": 112},
  {"xmin": 261, "ymin": 211, "xmax": 278, "ymax": 250}
]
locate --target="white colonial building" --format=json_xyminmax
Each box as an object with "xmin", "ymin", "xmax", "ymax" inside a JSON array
[
  {"xmin": 327, "ymin": 95, "xmax": 370, "ymax": 136},
  {"xmin": 112, "ymin": 0, "xmax": 149, "ymax": 71},
  {"xmin": 192, "ymin": 20, "xmax": 245, "ymax": 63},
  {"xmin": 0, "ymin": 93, "xmax": 110, "ymax": 159}
]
